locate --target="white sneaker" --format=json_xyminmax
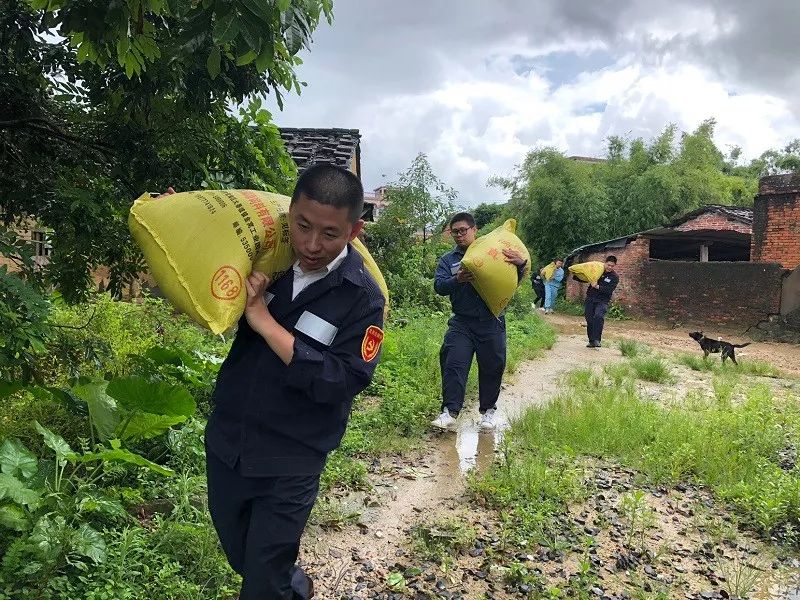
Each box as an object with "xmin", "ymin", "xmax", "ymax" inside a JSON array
[
  {"xmin": 431, "ymin": 410, "xmax": 456, "ymax": 430},
  {"xmin": 480, "ymin": 408, "xmax": 498, "ymax": 430},
  {"xmin": 539, "ymin": 307, "xmax": 546, "ymax": 312}
]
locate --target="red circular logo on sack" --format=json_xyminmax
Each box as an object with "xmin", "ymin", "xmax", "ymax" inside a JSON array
[{"xmin": 211, "ymin": 266, "xmax": 242, "ymax": 301}]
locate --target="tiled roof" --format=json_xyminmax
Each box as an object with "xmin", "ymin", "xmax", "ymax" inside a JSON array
[
  {"xmin": 278, "ymin": 128, "xmax": 360, "ymax": 172},
  {"xmin": 565, "ymin": 204, "xmax": 754, "ymax": 260},
  {"xmin": 669, "ymin": 205, "xmax": 753, "ymax": 227}
]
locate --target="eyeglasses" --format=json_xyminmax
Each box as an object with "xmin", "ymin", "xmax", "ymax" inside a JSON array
[{"xmin": 451, "ymin": 227, "xmax": 473, "ymax": 236}]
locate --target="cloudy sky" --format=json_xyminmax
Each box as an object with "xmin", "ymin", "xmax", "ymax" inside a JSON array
[{"xmin": 264, "ymin": 0, "xmax": 800, "ymax": 206}]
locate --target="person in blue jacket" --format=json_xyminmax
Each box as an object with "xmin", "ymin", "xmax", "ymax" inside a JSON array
[
  {"xmin": 543, "ymin": 258, "xmax": 564, "ymax": 314},
  {"xmin": 202, "ymin": 164, "xmax": 385, "ymax": 599},
  {"xmin": 431, "ymin": 212, "xmax": 527, "ymax": 432}
]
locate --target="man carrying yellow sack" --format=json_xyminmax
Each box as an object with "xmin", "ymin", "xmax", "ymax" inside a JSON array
[
  {"xmin": 165, "ymin": 164, "xmax": 385, "ymax": 599},
  {"xmin": 585, "ymin": 255, "xmax": 619, "ymax": 348},
  {"xmin": 431, "ymin": 212, "xmax": 527, "ymax": 432}
]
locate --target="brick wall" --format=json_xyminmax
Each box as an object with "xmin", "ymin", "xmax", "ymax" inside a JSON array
[
  {"xmin": 636, "ymin": 261, "xmax": 784, "ymax": 327},
  {"xmin": 752, "ymin": 175, "xmax": 800, "ymax": 269},
  {"xmin": 675, "ymin": 213, "xmax": 751, "ymax": 234},
  {"xmin": 567, "ymin": 237, "xmax": 785, "ymax": 328}
]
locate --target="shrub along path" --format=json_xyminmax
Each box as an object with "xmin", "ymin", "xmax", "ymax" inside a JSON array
[{"xmin": 301, "ymin": 328, "xmax": 800, "ymax": 599}]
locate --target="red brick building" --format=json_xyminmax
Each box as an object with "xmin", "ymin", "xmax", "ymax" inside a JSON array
[{"xmin": 565, "ymin": 174, "xmax": 800, "ymax": 335}]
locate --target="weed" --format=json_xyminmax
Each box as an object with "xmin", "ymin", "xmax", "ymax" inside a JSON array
[
  {"xmin": 619, "ymin": 490, "xmax": 656, "ymax": 551},
  {"xmin": 630, "ymin": 356, "xmax": 672, "ymax": 383},
  {"xmin": 411, "ymin": 516, "xmax": 477, "ymax": 562},
  {"xmin": 619, "ymin": 339, "xmax": 647, "ymax": 358},
  {"xmin": 309, "ymin": 497, "xmax": 362, "ymax": 530},
  {"xmin": 712, "ymin": 373, "xmax": 739, "ymax": 405},
  {"xmin": 677, "ymin": 353, "xmax": 784, "ymax": 379},
  {"xmin": 716, "ymin": 555, "xmax": 767, "ymax": 598},
  {"xmin": 604, "ymin": 363, "xmax": 633, "ymax": 387}
]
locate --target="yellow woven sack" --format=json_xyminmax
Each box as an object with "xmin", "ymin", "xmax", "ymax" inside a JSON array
[
  {"xmin": 461, "ymin": 219, "xmax": 530, "ymax": 317},
  {"xmin": 568, "ymin": 261, "xmax": 605, "ymax": 284},
  {"xmin": 541, "ymin": 262, "xmax": 556, "ymax": 281},
  {"xmin": 129, "ymin": 190, "xmax": 388, "ymax": 334}
]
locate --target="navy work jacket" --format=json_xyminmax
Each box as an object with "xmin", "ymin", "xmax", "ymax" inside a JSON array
[{"xmin": 205, "ymin": 246, "xmax": 385, "ymax": 477}]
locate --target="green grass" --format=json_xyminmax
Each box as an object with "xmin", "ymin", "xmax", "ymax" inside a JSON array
[
  {"xmin": 677, "ymin": 353, "xmax": 784, "ymax": 378},
  {"xmin": 630, "ymin": 356, "xmax": 672, "ymax": 383},
  {"xmin": 619, "ymin": 339, "xmax": 649, "ymax": 358},
  {"xmin": 410, "ymin": 516, "xmax": 477, "ymax": 561},
  {"xmin": 479, "ymin": 372, "xmax": 800, "ymax": 537}
]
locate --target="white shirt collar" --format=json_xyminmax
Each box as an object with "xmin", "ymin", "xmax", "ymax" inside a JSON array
[{"xmin": 292, "ymin": 245, "xmax": 349, "ymax": 277}]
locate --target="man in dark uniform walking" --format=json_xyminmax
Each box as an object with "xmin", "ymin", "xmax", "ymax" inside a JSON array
[
  {"xmin": 531, "ymin": 266, "xmax": 546, "ymax": 309},
  {"xmin": 585, "ymin": 255, "xmax": 619, "ymax": 348},
  {"xmin": 431, "ymin": 212, "xmax": 527, "ymax": 432},
  {"xmin": 204, "ymin": 164, "xmax": 386, "ymax": 599}
]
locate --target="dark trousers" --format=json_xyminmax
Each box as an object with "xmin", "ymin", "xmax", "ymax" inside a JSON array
[
  {"xmin": 585, "ymin": 297, "xmax": 609, "ymax": 344},
  {"xmin": 533, "ymin": 283, "xmax": 545, "ymax": 308},
  {"xmin": 206, "ymin": 448, "xmax": 319, "ymax": 600},
  {"xmin": 439, "ymin": 315, "xmax": 506, "ymax": 415}
]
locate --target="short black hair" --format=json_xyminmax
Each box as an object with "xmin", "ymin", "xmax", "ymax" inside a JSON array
[
  {"xmin": 605, "ymin": 255, "xmax": 618, "ymax": 263},
  {"xmin": 449, "ymin": 212, "xmax": 475, "ymax": 228},
  {"xmin": 291, "ymin": 163, "xmax": 364, "ymax": 223}
]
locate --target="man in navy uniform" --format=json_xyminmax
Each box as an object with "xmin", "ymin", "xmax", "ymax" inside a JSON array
[
  {"xmin": 585, "ymin": 255, "xmax": 619, "ymax": 348},
  {"xmin": 431, "ymin": 212, "xmax": 527, "ymax": 432},
  {"xmin": 204, "ymin": 164, "xmax": 385, "ymax": 599}
]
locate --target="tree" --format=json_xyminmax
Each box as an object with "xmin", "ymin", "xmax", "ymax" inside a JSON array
[
  {"xmin": 1, "ymin": 0, "xmax": 328, "ymax": 300},
  {"xmin": 367, "ymin": 154, "xmax": 457, "ymax": 310},
  {"xmin": 494, "ymin": 120, "xmax": 763, "ymax": 262},
  {"xmin": 495, "ymin": 148, "xmax": 609, "ymax": 263},
  {"xmin": 0, "ymin": 0, "xmax": 329, "ymax": 375},
  {"xmin": 472, "ymin": 202, "xmax": 504, "ymax": 230}
]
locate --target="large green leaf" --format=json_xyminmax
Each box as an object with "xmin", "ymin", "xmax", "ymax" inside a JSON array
[
  {"xmin": 72, "ymin": 523, "xmax": 106, "ymax": 563},
  {"xmin": 73, "ymin": 381, "xmax": 121, "ymax": 441},
  {"xmin": 75, "ymin": 440, "xmax": 174, "ymax": 477},
  {"xmin": 34, "ymin": 421, "xmax": 75, "ymax": 462},
  {"xmin": 120, "ymin": 412, "xmax": 187, "ymax": 441},
  {"xmin": 0, "ymin": 438, "xmax": 38, "ymax": 480},
  {"xmin": 206, "ymin": 46, "xmax": 221, "ymax": 78},
  {"xmin": 106, "ymin": 377, "xmax": 196, "ymax": 418},
  {"xmin": 0, "ymin": 503, "xmax": 29, "ymax": 531},
  {"xmin": 144, "ymin": 346, "xmax": 184, "ymax": 366},
  {"xmin": 0, "ymin": 473, "xmax": 40, "ymax": 509},
  {"xmin": 28, "ymin": 515, "xmax": 67, "ymax": 561},
  {"xmin": 212, "ymin": 8, "xmax": 240, "ymax": 44},
  {"xmin": 76, "ymin": 492, "xmax": 127, "ymax": 519}
]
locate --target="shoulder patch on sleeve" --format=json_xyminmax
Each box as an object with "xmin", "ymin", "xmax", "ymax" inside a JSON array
[{"xmin": 361, "ymin": 325, "xmax": 384, "ymax": 362}]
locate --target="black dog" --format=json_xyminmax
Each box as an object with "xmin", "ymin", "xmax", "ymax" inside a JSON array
[{"xmin": 688, "ymin": 331, "xmax": 750, "ymax": 365}]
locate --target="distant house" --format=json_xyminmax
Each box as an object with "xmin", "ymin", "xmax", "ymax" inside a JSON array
[
  {"xmin": 565, "ymin": 178, "xmax": 800, "ymax": 338},
  {"xmin": 362, "ymin": 186, "xmax": 391, "ymax": 222}
]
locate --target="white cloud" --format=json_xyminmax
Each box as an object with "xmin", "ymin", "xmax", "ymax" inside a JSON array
[{"xmin": 265, "ymin": 0, "xmax": 800, "ymax": 206}]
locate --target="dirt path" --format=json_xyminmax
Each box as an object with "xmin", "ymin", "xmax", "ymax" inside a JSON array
[
  {"xmin": 301, "ymin": 334, "xmax": 623, "ymax": 597},
  {"xmin": 549, "ymin": 314, "xmax": 800, "ymax": 377}
]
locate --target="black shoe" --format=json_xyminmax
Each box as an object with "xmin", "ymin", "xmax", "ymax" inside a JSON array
[
  {"xmin": 586, "ymin": 342, "xmax": 595, "ymax": 348},
  {"xmin": 292, "ymin": 567, "xmax": 314, "ymax": 598},
  {"xmin": 595, "ymin": 341, "xmax": 602, "ymax": 348}
]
